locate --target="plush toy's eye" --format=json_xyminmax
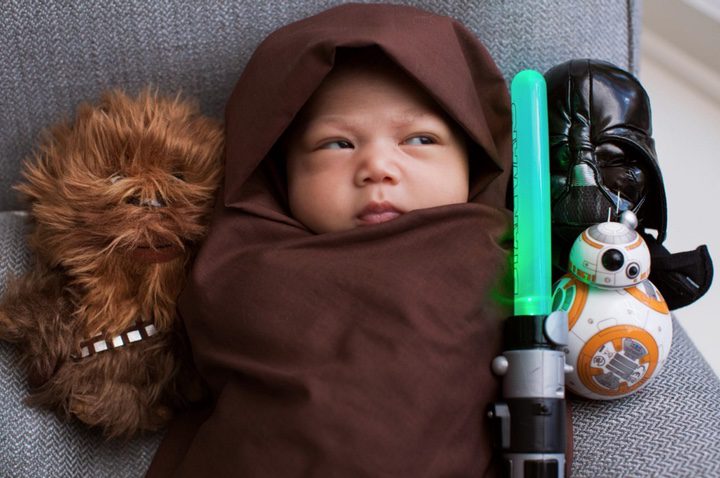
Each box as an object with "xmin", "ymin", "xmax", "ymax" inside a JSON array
[{"xmin": 110, "ymin": 174, "xmax": 126, "ymax": 184}]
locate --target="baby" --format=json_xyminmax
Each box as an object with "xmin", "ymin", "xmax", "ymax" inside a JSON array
[
  {"xmin": 283, "ymin": 50, "xmax": 470, "ymax": 233},
  {"xmin": 148, "ymin": 4, "xmax": 513, "ymax": 477}
]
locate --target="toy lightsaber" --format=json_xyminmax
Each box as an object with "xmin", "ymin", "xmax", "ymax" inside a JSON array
[{"xmin": 489, "ymin": 70, "xmax": 571, "ymax": 478}]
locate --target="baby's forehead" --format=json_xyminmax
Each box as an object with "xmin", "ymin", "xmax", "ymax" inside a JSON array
[
  {"xmin": 308, "ymin": 108, "xmax": 443, "ymax": 126},
  {"xmin": 296, "ymin": 56, "xmax": 455, "ymax": 127}
]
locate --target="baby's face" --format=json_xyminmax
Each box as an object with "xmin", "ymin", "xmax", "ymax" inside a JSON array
[{"xmin": 285, "ymin": 63, "xmax": 469, "ymax": 234}]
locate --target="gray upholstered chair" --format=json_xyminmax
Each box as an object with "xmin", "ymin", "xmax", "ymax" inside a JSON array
[{"xmin": 1, "ymin": 1, "xmax": 718, "ymax": 476}]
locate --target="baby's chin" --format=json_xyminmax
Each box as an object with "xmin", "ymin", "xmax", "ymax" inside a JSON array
[
  {"xmin": 302, "ymin": 212, "xmax": 405, "ymax": 234},
  {"xmin": 302, "ymin": 201, "xmax": 472, "ymax": 234},
  {"xmin": 355, "ymin": 211, "xmax": 403, "ymax": 227}
]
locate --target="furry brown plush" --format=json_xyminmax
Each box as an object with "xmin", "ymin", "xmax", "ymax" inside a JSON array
[{"xmin": 0, "ymin": 89, "xmax": 223, "ymax": 438}]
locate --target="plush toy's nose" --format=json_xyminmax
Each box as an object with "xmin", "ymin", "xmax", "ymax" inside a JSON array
[{"xmin": 126, "ymin": 195, "xmax": 167, "ymax": 208}]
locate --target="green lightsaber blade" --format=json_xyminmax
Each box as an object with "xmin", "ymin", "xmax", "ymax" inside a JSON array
[{"xmin": 511, "ymin": 70, "xmax": 551, "ymax": 316}]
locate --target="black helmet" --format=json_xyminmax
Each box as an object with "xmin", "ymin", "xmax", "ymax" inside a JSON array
[
  {"xmin": 545, "ymin": 59, "xmax": 712, "ymax": 310},
  {"xmin": 545, "ymin": 59, "xmax": 666, "ymax": 249}
]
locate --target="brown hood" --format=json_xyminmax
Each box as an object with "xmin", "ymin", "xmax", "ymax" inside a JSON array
[
  {"xmin": 148, "ymin": 4, "xmax": 512, "ymax": 477},
  {"xmin": 224, "ymin": 2, "xmax": 510, "ymax": 209}
]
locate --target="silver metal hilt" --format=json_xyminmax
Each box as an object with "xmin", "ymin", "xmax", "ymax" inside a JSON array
[{"xmin": 488, "ymin": 310, "xmax": 573, "ymax": 478}]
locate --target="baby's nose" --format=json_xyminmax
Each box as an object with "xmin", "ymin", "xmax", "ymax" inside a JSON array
[{"xmin": 355, "ymin": 144, "xmax": 401, "ymax": 186}]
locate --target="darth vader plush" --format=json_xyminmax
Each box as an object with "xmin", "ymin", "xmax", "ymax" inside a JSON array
[{"xmin": 545, "ymin": 59, "xmax": 712, "ymax": 310}]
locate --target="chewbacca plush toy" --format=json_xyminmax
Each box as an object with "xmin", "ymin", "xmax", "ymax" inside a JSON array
[{"xmin": 0, "ymin": 89, "xmax": 223, "ymax": 438}]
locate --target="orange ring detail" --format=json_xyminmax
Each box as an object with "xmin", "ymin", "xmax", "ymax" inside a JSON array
[
  {"xmin": 582, "ymin": 230, "xmax": 604, "ymax": 249},
  {"xmin": 564, "ymin": 276, "xmax": 589, "ymax": 330},
  {"xmin": 627, "ymin": 235, "xmax": 643, "ymax": 250},
  {"xmin": 577, "ymin": 325, "xmax": 659, "ymax": 397},
  {"xmin": 625, "ymin": 285, "xmax": 670, "ymax": 315}
]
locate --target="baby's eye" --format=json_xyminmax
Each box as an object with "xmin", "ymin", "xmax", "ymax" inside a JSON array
[
  {"xmin": 321, "ymin": 140, "xmax": 354, "ymax": 150},
  {"xmin": 403, "ymin": 135, "xmax": 435, "ymax": 146}
]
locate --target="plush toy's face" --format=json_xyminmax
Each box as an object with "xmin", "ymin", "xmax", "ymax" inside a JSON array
[{"xmin": 20, "ymin": 90, "xmax": 223, "ymax": 269}]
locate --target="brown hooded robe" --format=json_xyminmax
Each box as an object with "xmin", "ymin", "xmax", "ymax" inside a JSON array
[{"xmin": 148, "ymin": 4, "xmax": 513, "ymax": 477}]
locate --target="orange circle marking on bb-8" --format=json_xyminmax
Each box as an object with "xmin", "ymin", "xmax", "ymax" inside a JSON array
[
  {"xmin": 576, "ymin": 325, "xmax": 659, "ymax": 397},
  {"xmin": 625, "ymin": 286, "xmax": 670, "ymax": 314},
  {"xmin": 559, "ymin": 277, "xmax": 588, "ymax": 330}
]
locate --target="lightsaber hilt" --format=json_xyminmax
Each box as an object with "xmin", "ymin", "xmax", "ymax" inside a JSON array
[{"xmin": 489, "ymin": 311, "xmax": 571, "ymax": 478}]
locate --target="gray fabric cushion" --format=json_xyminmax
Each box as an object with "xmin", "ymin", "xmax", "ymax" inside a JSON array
[
  {"xmin": 0, "ymin": 0, "xmax": 638, "ymax": 211},
  {"xmin": 6, "ymin": 1, "xmax": 718, "ymax": 477},
  {"xmin": 571, "ymin": 320, "xmax": 720, "ymax": 477},
  {"xmin": 0, "ymin": 212, "xmax": 162, "ymax": 477}
]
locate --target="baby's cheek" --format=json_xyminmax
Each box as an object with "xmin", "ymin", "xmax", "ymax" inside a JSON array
[
  {"xmin": 413, "ymin": 162, "xmax": 469, "ymax": 207},
  {"xmin": 288, "ymin": 174, "xmax": 355, "ymax": 233}
]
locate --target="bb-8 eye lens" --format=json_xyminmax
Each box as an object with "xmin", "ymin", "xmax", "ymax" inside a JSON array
[
  {"xmin": 626, "ymin": 263, "xmax": 640, "ymax": 279},
  {"xmin": 602, "ymin": 249, "xmax": 624, "ymax": 271}
]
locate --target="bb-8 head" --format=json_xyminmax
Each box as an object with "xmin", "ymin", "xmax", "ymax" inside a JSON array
[
  {"xmin": 554, "ymin": 211, "xmax": 673, "ymax": 400},
  {"xmin": 569, "ymin": 211, "xmax": 651, "ymax": 289}
]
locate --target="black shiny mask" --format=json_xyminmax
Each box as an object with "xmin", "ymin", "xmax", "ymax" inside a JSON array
[
  {"xmin": 551, "ymin": 141, "xmax": 649, "ymax": 247},
  {"xmin": 545, "ymin": 59, "xmax": 666, "ymax": 257}
]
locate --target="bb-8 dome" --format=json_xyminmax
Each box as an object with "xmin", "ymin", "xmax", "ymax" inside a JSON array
[{"xmin": 569, "ymin": 219, "xmax": 651, "ymax": 289}]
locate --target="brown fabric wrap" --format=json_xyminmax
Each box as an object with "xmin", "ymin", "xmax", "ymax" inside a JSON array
[{"xmin": 148, "ymin": 4, "xmax": 512, "ymax": 477}]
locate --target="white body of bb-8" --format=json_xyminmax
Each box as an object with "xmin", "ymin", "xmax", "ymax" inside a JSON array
[{"xmin": 552, "ymin": 213, "xmax": 673, "ymax": 400}]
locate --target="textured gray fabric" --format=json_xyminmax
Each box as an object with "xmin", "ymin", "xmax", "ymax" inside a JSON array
[
  {"xmin": 0, "ymin": 0, "xmax": 636, "ymax": 211},
  {"xmin": 0, "ymin": 212, "xmax": 32, "ymax": 295},
  {"xmin": 5, "ymin": 1, "xmax": 719, "ymax": 477},
  {"xmin": 571, "ymin": 319, "xmax": 720, "ymax": 477},
  {"xmin": 629, "ymin": 0, "xmax": 643, "ymax": 73},
  {"xmin": 0, "ymin": 212, "xmax": 163, "ymax": 477}
]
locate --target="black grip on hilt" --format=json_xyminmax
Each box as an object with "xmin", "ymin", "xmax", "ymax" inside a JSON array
[
  {"xmin": 504, "ymin": 398, "xmax": 566, "ymax": 452},
  {"xmin": 489, "ymin": 398, "xmax": 567, "ymax": 477},
  {"xmin": 503, "ymin": 315, "xmax": 560, "ymax": 350},
  {"xmin": 489, "ymin": 312, "xmax": 569, "ymax": 478}
]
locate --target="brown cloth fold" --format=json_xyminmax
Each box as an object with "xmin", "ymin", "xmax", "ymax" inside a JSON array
[{"xmin": 147, "ymin": 4, "xmax": 513, "ymax": 477}]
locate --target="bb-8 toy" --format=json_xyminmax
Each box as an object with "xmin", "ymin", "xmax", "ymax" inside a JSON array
[{"xmin": 552, "ymin": 211, "xmax": 672, "ymax": 400}]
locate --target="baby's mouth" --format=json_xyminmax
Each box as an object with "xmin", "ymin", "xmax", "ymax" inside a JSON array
[{"xmin": 356, "ymin": 201, "xmax": 404, "ymax": 226}]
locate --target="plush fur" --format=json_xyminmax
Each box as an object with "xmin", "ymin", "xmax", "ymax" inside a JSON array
[{"xmin": 0, "ymin": 89, "xmax": 223, "ymax": 438}]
